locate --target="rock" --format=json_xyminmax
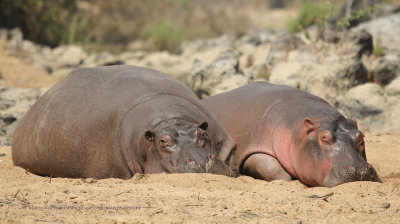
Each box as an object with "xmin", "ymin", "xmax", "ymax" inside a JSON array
[
  {"xmin": 270, "ymin": 38, "xmax": 368, "ymax": 104},
  {"xmin": 82, "ymin": 52, "xmax": 123, "ymax": 68},
  {"xmin": 53, "ymin": 45, "xmax": 86, "ymax": 68},
  {"xmin": 337, "ymin": 83, "xmax": 386, "ymax": 132},
  {"xmin": 237, "ymin": 43, "xmax": 271, "ymax": 69},
  {"xmin": 191, "ymin": 49, "xmax": 250, "ymax": 99},
  {"xmin": 329, "ymin": 0, "xmax": 381, "ymax": 28},
  {"xmin": 375, "ymin": 49, "xmax": 400, "ymax": 85},
  {"xmin": 266, "ymin": 34, "xmax": 305, "ymax": 70},
  {"xmin": 352, "ymin": 13, "xmax": 400, "ymax": 50},
  {"xmin": 180, "ymin": 35, "xmax": 234, "ymax": 55},
  {"xmin": 386, "ymin": 76, "xmax": 400, "ymax": 96},
  {"xmin": 7, "ymin": 28, "xmax": 23, "ymax": 53},
  {"xmin": 0, "ymin": 80, "xmax": 40, "ymax": 145},
  {"xmin": 346, "ymin": 29, "xmax": 373, "ymax": 57},
  {"xmin": 125, "ymin": 51, "xmax": 193, "ymax": 86},
  {"xmin": 238, "ymin": 30, "xmax": 280, "ymax": 46}
]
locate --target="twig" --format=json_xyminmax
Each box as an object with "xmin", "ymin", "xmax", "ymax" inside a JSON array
[
  {"xmin": 115, "ymin": 190, "xmax": 131, "ymax": 196},
  {"xmin": 35, "ymin": 219, "xmax": 64, "ymax": 223},
  {"xmin": 13, "ymin": 190, "xmax": 20, "ymax": 198},
  {"xmin": 307, "ymin": 192, "xmax": 334, "ymax": 201},
  {"xmin": 185, "ymin": 204, "xmax": 203, "ymax": 207}
]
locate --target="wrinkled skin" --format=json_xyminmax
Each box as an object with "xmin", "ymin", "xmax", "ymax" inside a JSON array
[
  {"xmin": 202, "ymin": 81, "xmax": 381, "ymax": 187},
  {"xmin": 143, "ymin": 121, "xmax": 235, "ymax": 176},
  {"xmin": 12, "ymin": 65, "xmax": 237, "ymax": 179},
  {"xmin": 291, "ymin": 117, "xmax": 381, "ymax": 187}
]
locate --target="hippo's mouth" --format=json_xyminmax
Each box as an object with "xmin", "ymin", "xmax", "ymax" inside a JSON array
[
  {"xmin": 323, "ymin": 163, "xmax": 382, "ymax": 187},
  {"xmin": 172, "ymin": 156, "xmax": 237, "ymax": 177}
]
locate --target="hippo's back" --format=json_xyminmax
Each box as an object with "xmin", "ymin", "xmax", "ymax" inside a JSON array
[
  {"xmin": 202, "ymin": 81, "xmax": 340, "ymax": 169},
  {"xmin": 12, "ymin": 65, "xmax": 200, "ymax": 178}
]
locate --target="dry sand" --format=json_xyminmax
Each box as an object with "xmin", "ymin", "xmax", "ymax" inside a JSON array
[{"xmin": 0, "ymin": 133, "xmax": 399, "ymax": 223}]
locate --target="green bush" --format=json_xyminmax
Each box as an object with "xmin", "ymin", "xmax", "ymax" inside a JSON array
[
  {"xmin": 373, "ymin": 35, "xmax": 385, "ymax": 57},
  {"xmin": 337, "ymin": 3, "xmax": 384, "ymax": 29},
  {"xmin": 0, "ymin": 0, "xmax": 86, "ymax": 47},
  {"xmin": 149, "ymin": 20, "xmax": 186, "ymax": 52},
  {"xmin": 286, "ymin": 0, "xmax": 337, "ymax": 34}
]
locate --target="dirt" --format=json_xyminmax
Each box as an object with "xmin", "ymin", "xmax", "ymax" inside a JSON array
[
  {"xmin": 0, "ymin": 133, "xmax": 399, "ymax": 223},
  {"xmin": 0, "ymin": 49, "xmax": 58, "ymax": 89}
]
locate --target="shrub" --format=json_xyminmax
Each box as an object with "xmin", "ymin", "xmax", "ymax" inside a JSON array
[
  {"xmin": 149, "ymin": 20, "xmax": 186, "ymax": 52},
  {"xmin": 0, "ymin": 0, "xmax": 86, "ymax": 47},
  {"xmin": 286, "ymin": 0, "xmax": 337, "ymax": 34},
  {"xmin": 373, "ymin": 35, "xmax": 385, "ymax": 57}
]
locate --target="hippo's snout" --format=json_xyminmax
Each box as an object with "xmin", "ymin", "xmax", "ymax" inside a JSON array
[
  {"xmin": 174, "ymin": 154, "xmax": 236, "ymax": 177},
  {"xmin": 345, "ymin": 164, "xmax": 382, "ymax": 183},
  {"xmin": 324, "ymin": 162, "xmax": 381, "ymax": 187}
]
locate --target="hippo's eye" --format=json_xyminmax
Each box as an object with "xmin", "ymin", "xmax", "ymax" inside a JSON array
[
  {"xmin": 159, "ymin": 138, "xmax": 168, "ymax": 147},
  {"xmin": 319, "ymin": 131, "xmax": 333, "ymax": 145}
]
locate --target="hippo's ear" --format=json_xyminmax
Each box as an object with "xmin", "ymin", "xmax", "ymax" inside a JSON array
[
  {"xmin": 349, "ymin": 119, "xmax": 358, "ymax": 129},
  {"xmin": 304, "ymin": 118, "xmax": 315, "ymax": 134},
  {"xmin": 144, "ymin": 130, "xmax": 156, "ymax": 142},
  {"xmin": 198, "ymin": 122, "xmax": 208, "ymax": 131}
]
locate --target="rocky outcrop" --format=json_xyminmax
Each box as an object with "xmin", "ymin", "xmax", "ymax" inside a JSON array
[
  {"xmin": 191, "ymin": 49, "xmax": 250, "ymax": 99},
  {"xmin": 337, "ymin": 80, "xmax": 400, "ymax": 133},
  {"xmin": 1, "ymin": 10, "xmax": 400, "ymax": 137},
  {"xmin": 337, "ymin": 83, "xmax": 386, "ymax": 132},
  {"xmin": 352, "ymin": 13, "xmax": 400, "ymax": 50},
  {"xmin": 0, "ymin": 80, "xmax": 41, "ymax": 145},
  {"xmin": 269, "ymin": 30, "xmax": 370, "ymax": 105}
]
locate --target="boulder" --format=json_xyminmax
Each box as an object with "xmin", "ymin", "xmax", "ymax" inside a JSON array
[
  {"xmin": 191, "ymin": 49, "xmax": 250, "ymax": 99},
  {"xmin": 52, "ymin": 45, "xmax": 86, "ymax": 68},
  {"xmin": 180, "ymin": 35, "xmax": 234, "ymax": 55},
  {"xmin": 270, "ymin": 36, "xmax": 369, "ymax": 104},
  {"xmin": 386, "ymin": 76, "xmax": 400, "ymax": 96},
  {"xmin": 375, "ymin": 49, "xmax": 400, "ymax": 85},
  {"xmin": 0, "ymin": 80, "xmax": 40, "ymax": 145},
  {"xmin": 337, "ymin": 83, "xmax": 386, "ymax": 132},
  {"xmin": 352, "ymin": 13, "xmax": 400, "ymax": 50}
]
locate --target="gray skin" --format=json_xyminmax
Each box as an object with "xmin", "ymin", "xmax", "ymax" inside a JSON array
[
  {"xmin": 12, "ymin": 65, "xmax": 237, "ymax": 179},
  {"xmin": 201, "ymin": 82, "xmax": 381, "ymax": 187}
]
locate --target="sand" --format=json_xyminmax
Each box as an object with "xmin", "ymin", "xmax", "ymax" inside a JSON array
[{"xmin": 0, "ymin": 133, "xmax": 399, "ymax": 223}]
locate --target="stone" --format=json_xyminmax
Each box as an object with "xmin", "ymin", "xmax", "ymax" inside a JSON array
[
  {"xmin": 53, "ymin": 45, "xmax": 86, "ymax": 68},
  {"xmin": 191, "ymin": 49, "xmax": 249, "ymax": 99},
  {"xmin": 352, "ymin": 13, "xmax": 400, "ymax": 50},
  {"xmin": 337, "ymin": 83, "xmax": 386, "ymax": 132}
]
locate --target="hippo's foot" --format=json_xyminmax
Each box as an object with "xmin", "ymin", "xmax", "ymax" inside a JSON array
[{"xmin": 242, "ymin": 153, "xmax": 292, "ymax": 181}]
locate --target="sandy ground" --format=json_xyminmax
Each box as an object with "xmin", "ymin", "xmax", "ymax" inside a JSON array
[
  {"xmin": 0, "ymin": 133, "xmax": 399, "ymax": 224},
  {"xmin": 0, "ymin": 49, "xmax": 58, "ymax": 89}
]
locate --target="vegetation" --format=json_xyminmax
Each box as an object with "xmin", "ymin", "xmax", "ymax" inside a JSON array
[
  {"xmin": 286, "ymin": 1, "xmax": 338, "ymax": 34},
  {"xmin": 373, "ymin": 35, "xmax": 385, "ymax": 57},
  {"xmin": 0, "ymin": 0, "xmax": 87, "ymax": 47},
  {"xmin": 0, "ymin": 0, "xmax": 393, "ymax": 52},
  {"xmin": 337, "ymin": 2, "xmax": 384, "ymax": 29},
  {"xmin": 149, "ymin": 20, "xmax": 186, "ymax": 53}
]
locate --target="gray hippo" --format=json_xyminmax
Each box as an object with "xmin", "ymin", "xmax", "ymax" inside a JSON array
[
  {"xmin": 201, "ymin": 82, "xmax": 381, "ymax": 187},
  {"xmin": 12, "ymin": 65, "xmax": 237, "ymax": 179}
]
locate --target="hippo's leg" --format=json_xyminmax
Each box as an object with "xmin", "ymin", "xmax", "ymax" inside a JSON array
[{"xmin": 242, "ymin": 153, "xmax": 292, "ymax": 181}]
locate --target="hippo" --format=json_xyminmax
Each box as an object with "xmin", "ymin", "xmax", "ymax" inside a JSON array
[
  {"xmin": 12, "ymin": 65, "xmax": 237, "ymax": 179},
  {"xmin": 201, "ymin": 82, "xmax": 381, "ymax": 187}
]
